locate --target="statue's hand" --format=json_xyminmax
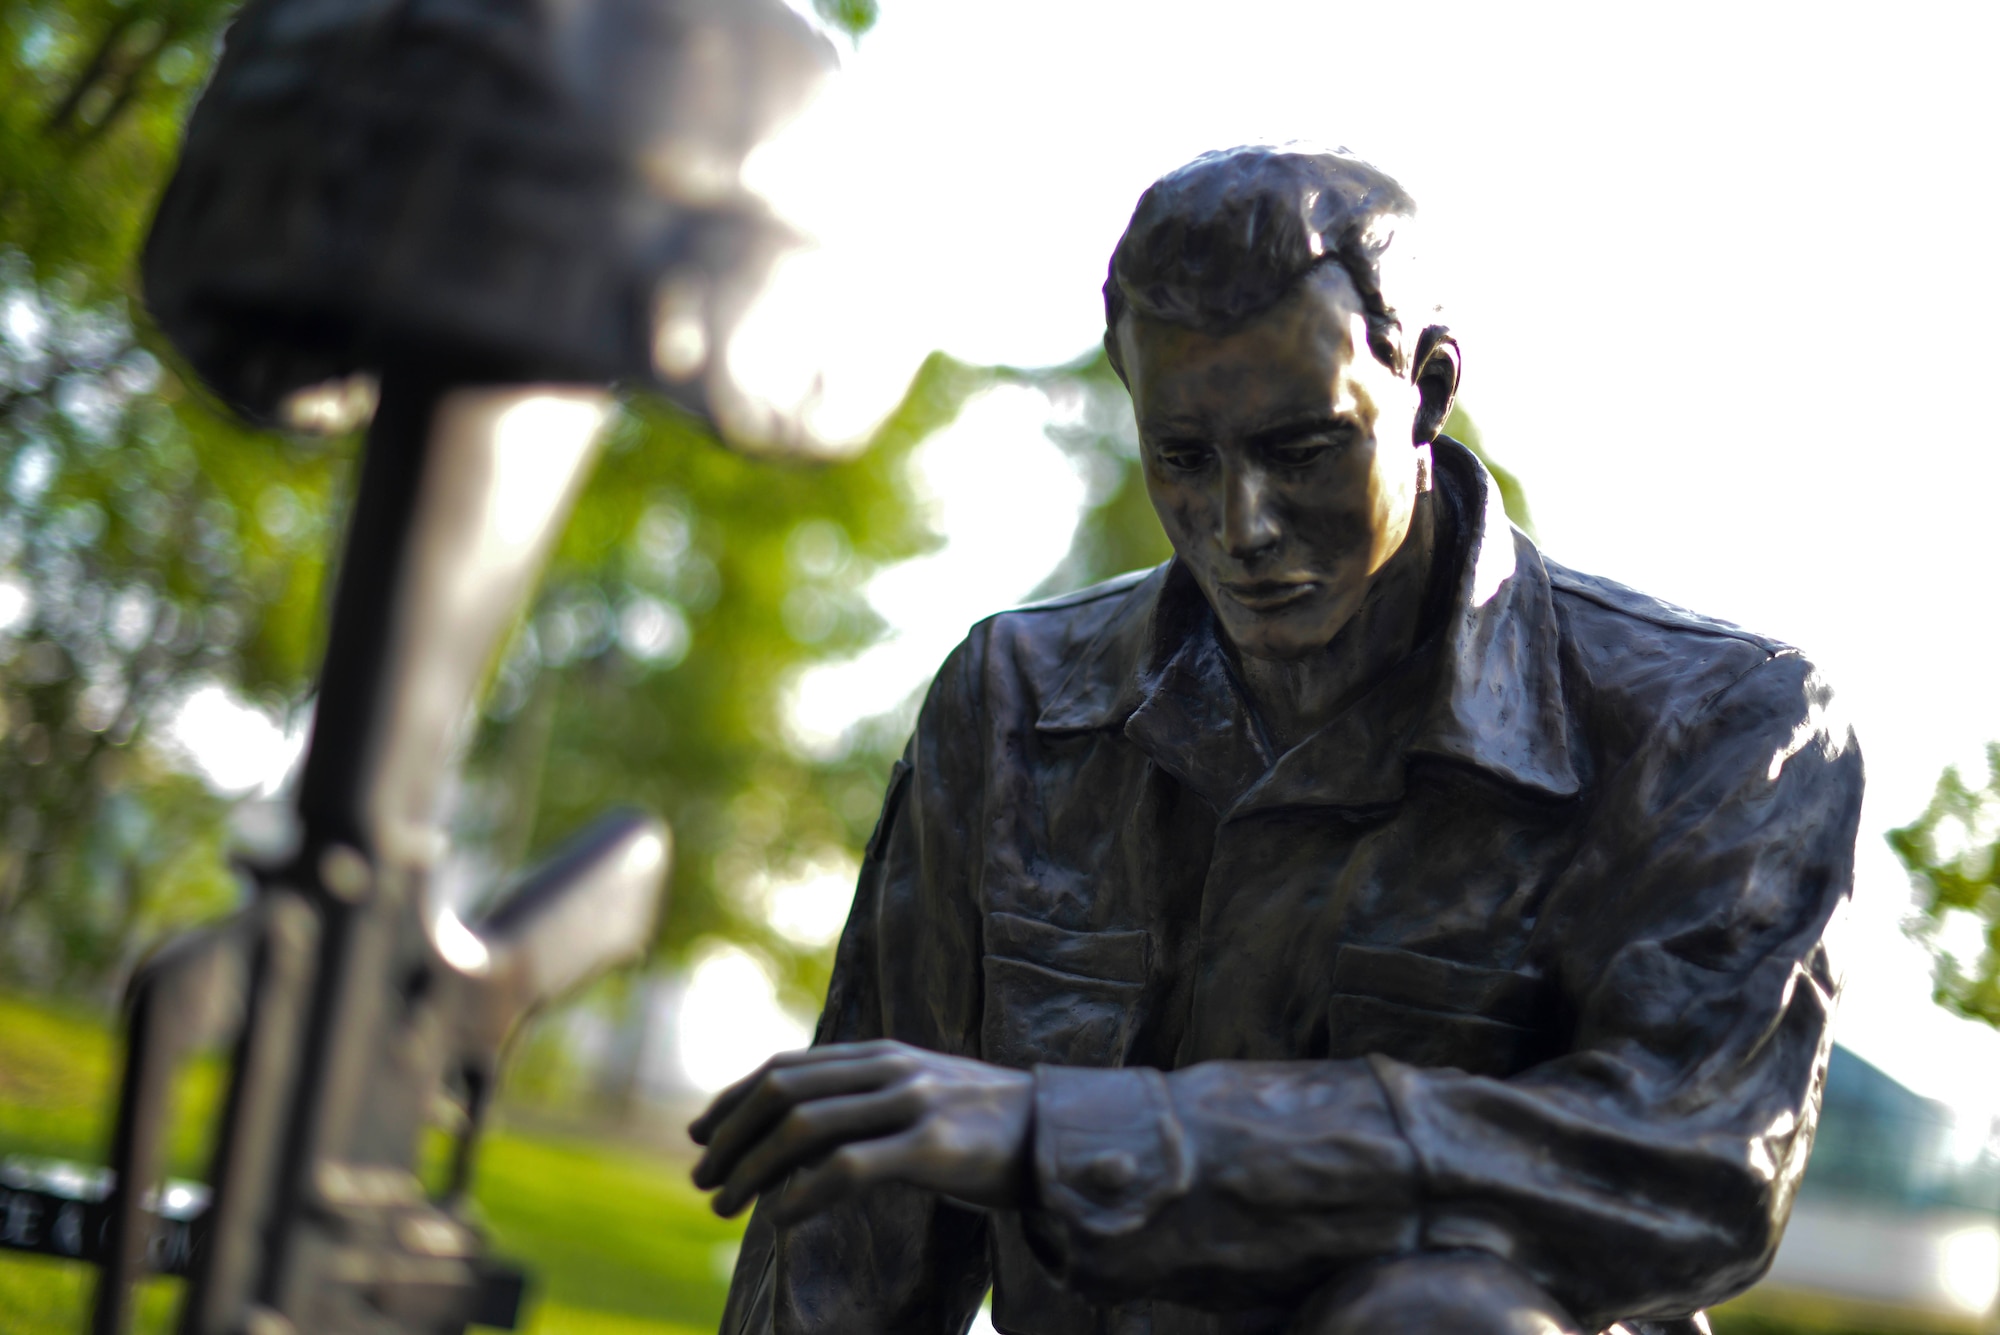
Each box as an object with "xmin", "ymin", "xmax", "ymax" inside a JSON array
[{"xmin": 689, "ymin": 1039, "xmax": 1033, "ymax": 1222}]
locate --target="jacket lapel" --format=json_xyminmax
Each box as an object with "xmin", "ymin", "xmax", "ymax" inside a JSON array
[{"xmin": 1037, "ymin": 561, "xmax": 1270, "ymax": 812}]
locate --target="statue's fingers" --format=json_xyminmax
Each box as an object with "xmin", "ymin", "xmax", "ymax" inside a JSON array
[
  {"xmin": 689, "ymin": 1049, "xmax": 831, "ymax": 1143},
  {"xmin": 693, "ymin": 1054, "xmax": 912, "ymax": 1188},
  {"xmin": 689, "ymin": 1065, "xmax": 777, "ymax": 1145},
  {"xmin": 710, "ymin": 1086, "xmax": 922, "ymax": 1217},
  {"xmin": 688, "ymin": 1039, "xmax": 905, "ymax": 1144},
  {"xmin": 770, "ymin": 1130, "xmax": 920, "ymax": 1225}
]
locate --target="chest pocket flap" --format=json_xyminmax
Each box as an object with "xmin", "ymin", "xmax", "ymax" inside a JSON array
[
  {"xmin": 1327, "ymin": 943, "xmax": 1554, "ymax": 1078},
  {"xmin": 982, "ymin": 912, "xmax": 1150, "ymax": 1070}
]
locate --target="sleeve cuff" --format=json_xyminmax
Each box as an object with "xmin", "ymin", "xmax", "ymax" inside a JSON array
[{"xmin": 1030, "ymin": 1064, "xmax": 1193, "ymax": 1244}]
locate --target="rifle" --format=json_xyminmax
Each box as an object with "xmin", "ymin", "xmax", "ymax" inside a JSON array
[{"xmin": 0, "ymin": 0, "xmax": 833, "ymax": 1330}]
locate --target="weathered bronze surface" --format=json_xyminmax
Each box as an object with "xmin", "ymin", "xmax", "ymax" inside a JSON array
[{"xmin": 692, "ymin": 146, "xmax": 1863, "ymax": 1335}]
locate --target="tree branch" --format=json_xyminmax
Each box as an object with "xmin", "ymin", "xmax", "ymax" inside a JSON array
[{"xmin": 41, "ymin": 14, "xmax": 140, "ymax": 138}]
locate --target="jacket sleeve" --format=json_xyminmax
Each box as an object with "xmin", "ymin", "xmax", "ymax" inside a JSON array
[
  {"xmin": 720, "ymin": 638, "xmax": 995, "ymax": 1335},
  {"xmin": 1019, "ymin": 652, "xmax": 1862, "ymax": 1331}
]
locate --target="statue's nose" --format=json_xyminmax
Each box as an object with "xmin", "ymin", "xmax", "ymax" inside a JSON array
[{"xmin": 1222, "ymin": 465, "xmax": 1284, "ymax": 560}]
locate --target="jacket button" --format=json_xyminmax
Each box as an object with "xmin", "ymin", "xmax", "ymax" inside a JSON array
[{"xmin": 1079, "ymin": 1151, "xmax": 1138, "ymax": 1195}]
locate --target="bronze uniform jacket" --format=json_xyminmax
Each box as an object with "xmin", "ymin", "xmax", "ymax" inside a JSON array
[{"xmin": 720, "ymin": 439, "xmax": 1865, "ymax": 1335}]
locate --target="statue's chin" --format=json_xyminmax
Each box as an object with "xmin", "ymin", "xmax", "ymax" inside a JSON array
[{"xmin": 1216, "ymin": 602, "xmax": 1360, "ymax": 665}]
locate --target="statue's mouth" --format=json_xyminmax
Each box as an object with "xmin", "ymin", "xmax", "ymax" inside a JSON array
[{"xmin": 1222, "ymin": 579, "xmax": 1318, "ymax": 612}]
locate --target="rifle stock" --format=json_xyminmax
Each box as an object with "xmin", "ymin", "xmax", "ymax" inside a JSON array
[{"xmin": 84, "ymin": 380, "xmax": 670, "ymax": 1335}]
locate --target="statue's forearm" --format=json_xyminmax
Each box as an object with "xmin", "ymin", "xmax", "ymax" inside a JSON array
[
  {"xmin": 1020, "ymin": 1060, "xmax": 1417, "ymax": 1308},
  {"xmin": 1013, "ymin": 1032, "xmax": 1821, "ymax": 1330}
]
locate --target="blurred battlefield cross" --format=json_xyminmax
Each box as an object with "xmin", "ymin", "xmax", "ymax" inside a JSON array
[
  {"xmin": 688, "ymin": 146, "xmax": 1868, "ymax": 1335},
  {"xmin": 0, "ymin": 0, "xmax": 874, "ymax": 1333}
]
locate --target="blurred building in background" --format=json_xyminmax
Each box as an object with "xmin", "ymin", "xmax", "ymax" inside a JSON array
[{"xmin": 1728, "ymin": 1045, "xmax": 2000, "ymax": 1332}]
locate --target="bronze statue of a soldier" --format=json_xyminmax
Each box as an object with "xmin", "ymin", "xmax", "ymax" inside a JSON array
[{"xmin": 689, "ymin": 145, "xmax": 1864, "ymax": 1335}]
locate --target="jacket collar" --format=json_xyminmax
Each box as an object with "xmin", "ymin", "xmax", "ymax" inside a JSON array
[{"xmin": 1034, "ymin": 438, "xmax": 1579, "ymax": 815}]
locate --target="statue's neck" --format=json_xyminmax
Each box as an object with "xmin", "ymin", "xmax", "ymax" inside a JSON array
[{"xmin": 1233, "ymin": 492, "xmax": 1440, "ymax": 756}]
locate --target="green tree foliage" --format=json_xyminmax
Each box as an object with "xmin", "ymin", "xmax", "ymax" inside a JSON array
[
  {"xmin": 0, "ymin": 0, "xmax": 240, "ymax": 291},
  {"xmin": 1889, "ymin": 748, "xmax": 2000, "ymax": 1025},
  {"xmin": 0, "ymin": 0, "xmax": 344, "ymax": 986},
  {"xmin": 1023, "ymin": 350, "xmax": 1174, "ymax": 597},
  {"xmin": 815, "ymin": 0, "xmax": 879, "ymax": 39},
  {"xmin": 0, "ymin": 247, "xmax": 356, "ymax": 988},
  {"xmin": 1440, "ymin": 403, "xmax": 1536, "ymax": 541},
  {"xmin": 461, "ymin": 363, "xmax": 973, "ymax": 1004},
  {"xmin": 0, "ymin": 0, "xmax": 963, "ymax": 1004}
]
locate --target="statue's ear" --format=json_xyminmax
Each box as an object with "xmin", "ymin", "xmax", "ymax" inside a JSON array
[
  {"xmin": 1104, "ymin": 326, "xmax": 1129, "ymax": 385},
  {"xmin": 1410, "ymin": 324, "xmax": 1460, "ymax": 445}
]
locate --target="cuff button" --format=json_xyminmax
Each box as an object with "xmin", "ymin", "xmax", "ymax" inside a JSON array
[{"xmin": 1078, "ymin": 1150, "xmax": 1139, "ymax": 1195}]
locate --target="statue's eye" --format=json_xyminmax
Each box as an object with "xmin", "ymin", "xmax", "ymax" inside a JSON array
[
  {"xmin": 1155, "ymin": 440, "xmax": 1211, "ymax": 473},
  {"xmin": 1267, "ymin": 441, "xmax": 1328, "ymax": 468},
  {"xmin": 1264, "ymin": 424, "xmax": 1355, "ymax": 469}
]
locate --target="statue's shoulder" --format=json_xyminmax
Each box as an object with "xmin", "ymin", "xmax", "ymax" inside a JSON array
[
  {"xmin": 1543, "ymin": 556, "xmax": 1792, "ymax": 656},
  {"xmin": 1008, "ymin": 566, "xmax": 1158, "ymax": 617},
  {"xmin": 978, "ymin": 564, "xmax": 1157, "ymax": 658},
  {"xmin": 1540, "ymin": 555, "xmax": 1815, "ymax": 736},
  {"xmin": 951, "ymin": 566, "xmax": 1161, "ymax": 715}
]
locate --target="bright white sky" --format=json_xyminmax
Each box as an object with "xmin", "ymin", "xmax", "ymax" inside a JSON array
[{"xmin": 176, "ymin": 1, "xmax": 2000, "ymax": 1110}]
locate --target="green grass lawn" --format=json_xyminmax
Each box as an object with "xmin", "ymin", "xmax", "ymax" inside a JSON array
[{"xmin": 0, "ymin": 994, "xmax": 740, "ymax": 1335}]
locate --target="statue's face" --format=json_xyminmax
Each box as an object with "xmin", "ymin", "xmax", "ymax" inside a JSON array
[{"xmin": 1117, "ymin": 265, "xmax": 1428, "ymax": 662}]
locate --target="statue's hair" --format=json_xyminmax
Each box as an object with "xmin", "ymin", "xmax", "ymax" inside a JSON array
[{"xmin": 1104, "ymin": 144, "xmax": 1426, "ymax": 377}]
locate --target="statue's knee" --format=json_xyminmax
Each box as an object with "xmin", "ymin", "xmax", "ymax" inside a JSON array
[{"xmin": 1288, "ymin": 1252, "xmax": 1583, "ymax": 1335}]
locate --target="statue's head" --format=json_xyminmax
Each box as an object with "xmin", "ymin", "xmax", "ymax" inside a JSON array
[{"xmin": 1105, "ymin": 145, "xmax": 1460, "ymax": 662}]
